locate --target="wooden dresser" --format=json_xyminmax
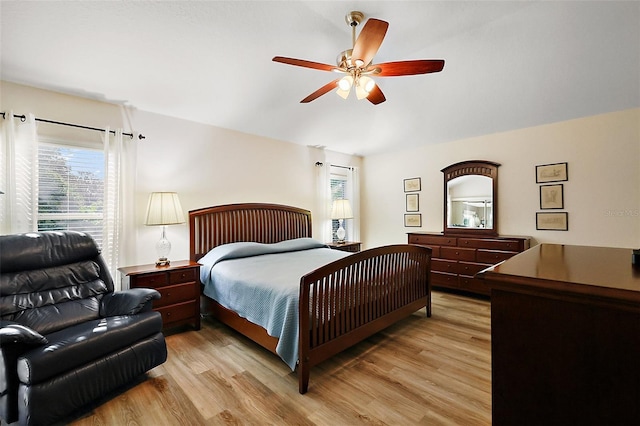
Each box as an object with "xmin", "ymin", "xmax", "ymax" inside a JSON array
[
  {"xmin": 407, "ymin": 232, "xmax": 530, "ymax": 295},
  {"xmin": 480, "ymin": 244, "xmax": 640, "ymax": 425}
]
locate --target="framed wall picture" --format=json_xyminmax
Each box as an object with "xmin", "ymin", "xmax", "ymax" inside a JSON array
[
  {"xmin": 404, "ymin": 177, "xmax": 421, "ymax": 192},
  {"xmin": 536, "ymin": 162, "xmax": 568, "ymax": 183},
  {"xmin": 536, "ymin": 212, "xmax": 568, "ymax": 231},
  {"xmin": 406, "ymin": 193, "xmax": 419, "ymax": 212},
  {"xmin": 404, "ymin": 214, "xmax": 422, "ymax": 227},
  {"xmin": 540, "ymin": 184, "xmax": 564, "ymax": 209}
]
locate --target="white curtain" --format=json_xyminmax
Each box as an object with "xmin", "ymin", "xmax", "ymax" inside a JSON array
[
  {"xmin": 103, "ymin": 127, "xmax": 136, "ymax": 290},
  {"xmin": 345, "ymin": 166, "xmax": 361, "ymax": 243},
  {"xmin": 0, "ymin": 112, "xmax": 38, "ymax": 234},
  {"xmin": 315, "ymin": 160, "xmax": 333, "ymax": 243}
]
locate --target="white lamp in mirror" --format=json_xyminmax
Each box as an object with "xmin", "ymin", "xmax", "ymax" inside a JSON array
[
  {"xmin": 145, "ymin": 192, "xmax": 185, "ymax": 266},
  {"xmin": 330, "ymin": 199, "xmax": 353, "ymax": 243}
]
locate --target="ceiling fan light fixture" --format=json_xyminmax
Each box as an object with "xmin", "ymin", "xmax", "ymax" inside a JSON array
[
  {"xmin": 338, "ymin": 75, "xmax": 353, "ymax": 91},
  {"xmin": 336, "ymin": 87, "xmax": 351, "ymax": 99},
  {"xmin": 355, "ymin": 85, "xmax": 367, "ymax": 100},
  {"xmin": 359, "ymin": 76, "xmax": 376, "ymax": 93},
  {"xmin": 355, "ymin": 76, "xmax": 376, "ymax": 100}
]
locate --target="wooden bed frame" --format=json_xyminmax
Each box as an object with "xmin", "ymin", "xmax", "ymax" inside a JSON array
[{"xmin": 189, "ymin": 203, "xmax": 432, "ymax": 393}]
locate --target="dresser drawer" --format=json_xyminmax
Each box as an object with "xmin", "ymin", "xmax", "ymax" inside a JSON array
[
  {"xmin": 169, "ymin": 268, "xmax": 197, "ymax": 284},
  {"xmin": 154, "ymin": 282, "xmax": 199, "ymax": 308},
  {"xmin": 431, "ymin": 271, "xmax": 459, "ymax": 288},
  {"xmin": 459, "ymin": 238, "xmax": 523, "ymax": 251},
  {"xmin": 459, "ymin": 276, "xmax": 490, "ymax": 296},
  {"xmin": 156, "ymin": 300, "xmax": 198, "ymax": 327},
  {"xmin": 133, "ymin": 272, "xmax": 168, "ymax": 288},
  {"xmin": 457, "ymin": 261, "xmax": 490, "ymax": 277},
  {"xmin": 477, "ymin": 249, "xmax": 517, "ymax": 264},
  {"xmin": 432, "ymin": 258, "xmax": 457, "ymax": 274},
  {"xmin": 409, "ymin": 234, "xmax": 457, "ymax": 246},
  {"xmin": 440, "ymin": 246, "xmax": 476, "ymax": 261}
]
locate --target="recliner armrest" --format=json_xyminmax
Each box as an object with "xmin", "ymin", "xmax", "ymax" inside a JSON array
[
  {"xmin": 0, "ymin": 321, "xmax": 48, "ymax": 347},
  {"xmin": 100, "ymin": 288, "xmax": 161, "ymax": 317}
]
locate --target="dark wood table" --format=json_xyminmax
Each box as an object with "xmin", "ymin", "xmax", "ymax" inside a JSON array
[{"xmin": 479, "ymin": 244, "xmax": 640, "ymax": 425}]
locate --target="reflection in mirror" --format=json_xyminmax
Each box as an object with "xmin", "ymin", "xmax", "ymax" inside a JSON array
[
  {"xmin": 447, "ymin": 175, "xmax": 493, "ymax": 229},
  {"xmin": 442, "ymin": 160, "xmax": 499, "ymax": 236}
]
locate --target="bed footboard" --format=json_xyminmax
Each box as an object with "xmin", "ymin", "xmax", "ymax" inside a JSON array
[{"xmin": 298, "ymin": 244, "xmax": 432, "ymax": 393}]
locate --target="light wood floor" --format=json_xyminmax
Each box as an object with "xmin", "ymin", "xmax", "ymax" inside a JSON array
[{"xmin": 67, "ymin": 291, "xmax": 491, "ymax": 425}]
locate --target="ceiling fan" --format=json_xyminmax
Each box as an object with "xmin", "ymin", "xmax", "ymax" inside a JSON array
[{"xmin": 272, "ymin": 11, "xmax": 445, "ymax": 105}]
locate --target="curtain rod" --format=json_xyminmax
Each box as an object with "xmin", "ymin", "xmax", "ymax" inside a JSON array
[
  {"xmin": 315, "ymin": 162, "xmax": 353, "ymax": 170},
  {"xmin": 1, "ymin": 112, "xmax": 145, "ymax": 140}
]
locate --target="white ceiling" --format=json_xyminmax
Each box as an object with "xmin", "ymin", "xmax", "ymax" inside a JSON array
[{"xmin": 1, "ymin": 1, "xmax": 638, "ymax": 156}]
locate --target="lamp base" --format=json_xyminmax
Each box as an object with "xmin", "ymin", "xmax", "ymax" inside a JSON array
[
  {"xmin": 155, "ymin": 226, "xmax": 172, "ymax": 267},
  {"xmin": 156, "ymin": 257, "xmax": 170, "ymax": 267},
  {"xmin": 336, "ymin": 219, "xmax": 346, "ymax": 242}
]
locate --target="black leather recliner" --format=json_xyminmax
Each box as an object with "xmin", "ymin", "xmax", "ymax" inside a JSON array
[{"xmin": 0, "ymin": 231, "xmax": 168, "ymax": 425}]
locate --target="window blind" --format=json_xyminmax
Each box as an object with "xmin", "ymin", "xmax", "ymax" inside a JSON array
[{"xmin": 37, "ymin": 142, "xmax": 105, "ymax": 246}]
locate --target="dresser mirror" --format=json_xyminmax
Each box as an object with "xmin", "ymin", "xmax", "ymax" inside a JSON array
[{"xmin": 442, "ymin": 160, "xmax": 500, "ymax": 236}]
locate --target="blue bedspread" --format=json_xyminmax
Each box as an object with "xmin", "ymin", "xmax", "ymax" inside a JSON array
[{"xmin": 199, "ymin": 238, "xmax": 349, "ymax": 370}]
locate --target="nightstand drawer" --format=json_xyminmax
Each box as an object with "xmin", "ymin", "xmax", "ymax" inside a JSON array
[
  {"xmin": 326, "ymin": 242, "xmax": 361, "ymax": 252},
  {"xmin": 156, "ymin": 300, "xmax": 198, "ymax": 327},
  {"xmin": 169, "ymin": 268, "xmax": 197, "ymax": 284},
  {"xmin": 134, "ymin": 272, "xmax": 168, "ymax": 288},
  {"xmin": 155, "ymin": 282, "xmax": 199, "ymax": 308}
]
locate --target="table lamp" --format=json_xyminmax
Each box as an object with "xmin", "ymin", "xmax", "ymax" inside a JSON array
[
  {"xmin": 331, "ymin": 199, "xmax": 353, "ymax": 243},
  {"xmin": 145, "ymin": 192, "xmax": 185, "ymax": 266}
]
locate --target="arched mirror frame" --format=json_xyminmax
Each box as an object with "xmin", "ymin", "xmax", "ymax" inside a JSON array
[{"xmin": 442, "ymin": 160, "xmax": 500, "ymax": 236}]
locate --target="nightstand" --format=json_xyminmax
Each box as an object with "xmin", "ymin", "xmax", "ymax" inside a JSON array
[
  {"xmin": 118, "ymin": 260, "xmax": 201, "ymax": 331},
  {"xmin": 326, "ymin": 241, "xmax": 361, "ymax": 253}
]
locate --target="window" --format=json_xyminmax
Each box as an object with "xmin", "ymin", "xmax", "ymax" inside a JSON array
[{"xmin": 37, "ymin": 141, "xmax": 105, "ymax": 246}]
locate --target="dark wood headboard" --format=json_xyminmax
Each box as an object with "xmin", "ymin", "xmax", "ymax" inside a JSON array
[{"xmin": 189, "ymin": 203, "xmax": 313, "ymax": 262}]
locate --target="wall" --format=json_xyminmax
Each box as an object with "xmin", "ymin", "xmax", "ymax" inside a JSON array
[
  {"xmin": 0, "ymin": 81, "xmax": 361, "ymax": 268},
  {"xmin": 4, "ymin": 80, "xmax": 638, "ymax": 265},
  {"xmin": 361, "ymin": 108, "xmax": 640, "ymax": 250},
  {"xmin": 129, "ymin": 109, "xmax": 359, "ymax": 265}
]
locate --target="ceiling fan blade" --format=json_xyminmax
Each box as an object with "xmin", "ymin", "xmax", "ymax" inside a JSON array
[
  {"xmin": 373, "ymin": 60, "xmax": 445, "ymax": 77},
  {"xmin": 300, "ymin": 79, "xmax": 340, "ymax": 103},
  {"xmin": 367, "ymin": 84, "xmax": 386, "ymax": 105},
  {"xmin": 272, "ymin": 56, "xmax": 338, "ymax": 72},
  {"xmin": 351, "ymin": 18, "xmax": 389, "ymax": 67}
]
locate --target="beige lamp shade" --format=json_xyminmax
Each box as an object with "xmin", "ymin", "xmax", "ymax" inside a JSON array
[
  {"xmin": 144, "ymin": 192, "xmax": 185, "ymax": 226},
  {"xmin": 331, "ymin": 199, "xmax": 353, "ymax": 220}
]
